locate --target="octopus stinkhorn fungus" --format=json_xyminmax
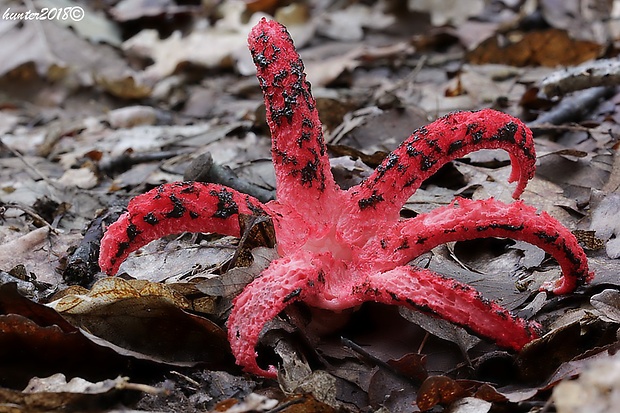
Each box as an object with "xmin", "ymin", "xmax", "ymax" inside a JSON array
[{"xmin": 99, "ymin": 18, "xmax": 593, "ymax": 378}]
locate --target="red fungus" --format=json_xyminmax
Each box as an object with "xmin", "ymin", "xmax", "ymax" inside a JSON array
[{"xmin": 99, "ymin": 18, "xmax": 593, "ymax": 378}]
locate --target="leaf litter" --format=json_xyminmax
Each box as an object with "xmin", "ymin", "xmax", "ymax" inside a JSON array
[{"xmin": 1, "ymin": 0, "xmax": 620, "ymax": 411}]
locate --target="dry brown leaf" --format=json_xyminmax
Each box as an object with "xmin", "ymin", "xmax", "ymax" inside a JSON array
[
  {"xmin": 0, "ymin": 226, "xmax": 81, "ymax": 285},
  {"xmin": 455, "ymin": 162, "xmax": 577, "ymax": 223},
  {"xmin": 386, "ymin": 353, "xmax": 428, "ymax": 382},
  {"xmin": 467, "ymin": 29, "xmax": 602, "ymax": 67}
]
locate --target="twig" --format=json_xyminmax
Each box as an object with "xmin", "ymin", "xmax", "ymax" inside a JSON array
[
  {"xmin": 341, "ymin": 336, "xmax": 398, "ymax": 372},
  {"xmin": 183, "ymin": 152, "xmax": 274, "ymax": 203},
  {"xmin": 265, "ymin": 397, "xmax": 305, "ymax": 413},
  {"xmin": 3, "ymin": 202, "xmax": 60, "ymax": 233},
  {"xmin": 0, "ymin": 139, "xmax": 57, "ymax": 188},
  {"xmin": 540, "ymin": 59, "xmax": 620, "ymax": 97},
  {"xmin": 100, "ymin": 148, "xmax": 194, "ymax": 175},
  {"xmin": 528, "ymin": 86, "xmax": 617, "ymax": 131}
]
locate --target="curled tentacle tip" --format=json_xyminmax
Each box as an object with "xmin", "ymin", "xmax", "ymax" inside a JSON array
[{"xmin": 244, "ymin": 365, "xmax": 277, "ymax": 379}]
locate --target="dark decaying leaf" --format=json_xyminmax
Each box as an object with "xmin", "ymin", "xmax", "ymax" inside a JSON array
[
  {"xmin": 367, "ymin": 368, "xmax": 417, "ymax": 412},
  {"xmin": 0, "ymin": 283, "xmax": 146, "ymax": 389},
  {"xmin": 416, "ymin": 375, "xmax": 466, "ymax": 411},
  {"xmin": 517, "ymin": 320, "xmax": 618, "ymax": 382},
  {"xmin": 399, "ymin": 306, "xmax": 480, "ymax": 351},
  {"xmin": 386, "ymin": 353, "xmax": 428, "ymax": 383},
  {"xmin": 183, "ymin": 153, "xmax": 275, "ymax": 203},
  {"xmin": 134, "ymin": 370, "xmax": 259, "ymax": 412},
  {"xmin": 225, "ymin": 214, "xmax": 277, "ymax": 270}
]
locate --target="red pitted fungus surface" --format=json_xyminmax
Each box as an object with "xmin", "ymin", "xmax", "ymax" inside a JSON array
[{"xmin": 99, "ymin": 18, "xmax": 593, "ymax": 378}]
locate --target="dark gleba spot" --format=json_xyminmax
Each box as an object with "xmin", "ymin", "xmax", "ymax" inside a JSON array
[
  {"xmin": 115, "ymin": 242, "xmax": 130, "ymax": 258},
  {"xmin": 269, "ymin": 94, "xmax": 295, "ymax": 125},
  {"xmin": 143, "ymin": 212, "xmax": 159, "ymax": 225},
  {"xmin": 406, "ymin": 143, "xmax": 423, "ymax": 158},
  {"xmin": 375, "ymin": 153, "xmax": 400, "ymax": 179},
  {"xmin": 380, "ymin": 153, "xmax": 399, "ymax": 171},
  {"xmin": 273, "ymin": 69, "xmax": 288, "ymax": 86},
  {"xmin": 358, "ymin": 193, "xmax": 384, "ymax": 210},
  {"xmin": 210, "ymin": 189, "xmax": 239, "ymax": 219},
  {"xmin": 283, "ymin": 288, "xmax": 302, "ymax": 303},
  {"xmin": 166, "ymin": 194, "xmax": 186, "ymax": 218},
  {"xmin": 493, "ymin": 122, "xmax": 518, "ymax": 143},
  {"xmin": 126, "ymin": 223, "xmax": 140, "ymax": 240},
  {"xmin": 476, "ymin": 223, "xmax": 524, "ymax": 232},
  {"xmin": 448, "ymin": 139, "xmax": 464, "ymax": 155},
  {"xmin": 300, "ymin": 159, "xmax": 319, "ymax": 185},
  {"xmin": 298, "ymin": 131, "xmax": 311, "ymax": 147},
  {"xmin": 419, "ymin": 155, "xmax": 437, "ymax": 171},
  {"xmin": 253, "ymin": 52, "xmax": 269, "ymax": 69},
  {"xmin": 520, "ymin": 130, "xmax": 536, "ymax": 159},
  {"xmin": 535, "ymin": 231, "xmax": 559, "ymax": 243},
  {"xmin": 466, "ymin": 123, "xmax": 484, "ymax": 143}
]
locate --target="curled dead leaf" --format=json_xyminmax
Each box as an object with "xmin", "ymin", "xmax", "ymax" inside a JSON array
[
  {"xmin": 0, "ymin": 373, "xmax": 163, "ymax": 412},
  {"xmin": 48, "ymin": 278, "xmax": 231, "ymax": 367}
]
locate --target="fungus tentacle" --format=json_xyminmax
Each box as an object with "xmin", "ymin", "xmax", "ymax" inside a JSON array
[
  {"xmin": 99, "ymin": 182, "xmax": 266, "ymax": 275},
  {"xmin": 349, "ymin": 110, "xmax": 536, "ymax": 219},
  {"xmin": 227, "ymin": 251, "xmax": 323, "ymax": 378},
  {"xmin": 249, "ymin": 19, "xmax": 339, "ymax": 220},
  {"xmin": 363, "ymin": 266, "xmax": 541, "ymax": 350},
  {"xmin": 370, "ymin": 198, "xmax": 592, "ymax": 295}
]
